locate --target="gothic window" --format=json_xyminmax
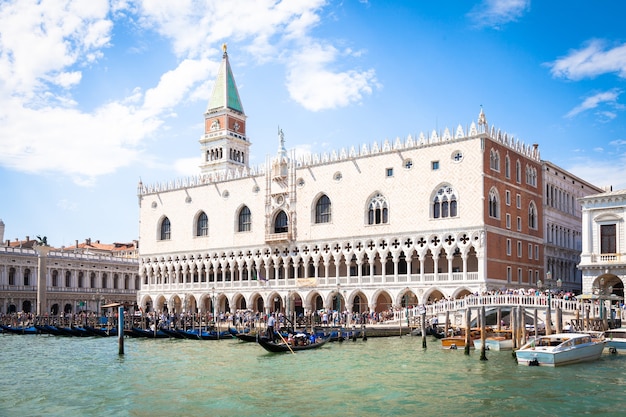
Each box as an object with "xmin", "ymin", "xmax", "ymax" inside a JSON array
[
  {"xmin": 368, "ymin": 193, "xmax": 388, "ymax": 224},
  {"xmin": 488, "ymin": 188, "xmax": 499, "ymax": 219},
  {"xmin": 528, "ymin": 202, "xmax": 537, "ymax": 229},
  {"xmin": 274, "ymin": 211, "xmax": 288, "ymax": 233},
  {"xmin": 515, "ymin": 160, "xmax": 521, "ymax": 183},
  {"xmin": 490, "ymin": 149, "xmax": 500, "ymax": 171},
  {"xmin": 601, "ymin": 224, "xmax": 616, "ymax": 254},
  {"xmin": 196, "ymin": 212, "xmax": 208, "ymax": 236},
  {"xmin": 315, "ymin": 194, "xmax": 331, "ymax": 224},
  {"xmin": 238, "ymin": 206, "xmax": 251, "ymax": 232},
  {"xmin": 433, "ymin": 185, "xmax": 458, "ymax": 219},
  {"xmin": 525, "ymin": 166, "xmax": 537, "ymax": 186},
  {"xmin": 160, "ymin": 217, "xmax": 171, "ymax": 240},
  {"xmin": 505, "ymin": 155, "xmax": 510, "ymax": 178}
]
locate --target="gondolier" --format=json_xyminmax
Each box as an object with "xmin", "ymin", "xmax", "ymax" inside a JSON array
[{"xmin": 267, "ymin": 314, "xmax": 276, "ymax": 341}]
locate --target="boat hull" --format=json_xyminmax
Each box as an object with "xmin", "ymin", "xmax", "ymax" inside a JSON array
[
  {"xmin": 441, "ymin": 336, "xmax": 473, "ymax": 349},
  {"xmin": 474, "ymin": 337, "xmax": 514, "ymax": 351},
  {"xmin": 604, "ymin": 329, "xmax": 626, "ymax": 354},
  {"xmin": 257, "ymin": 336, "xmax": 330, "ymax": 353},
  {"xmin": 515, "ymin": 333, "xmax": 606, "ymax": 366}
]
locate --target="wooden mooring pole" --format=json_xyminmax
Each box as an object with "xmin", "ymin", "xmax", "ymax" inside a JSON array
[
  {"xmin": 118, "ymin": 306, "xmax": 124, "ymax": 355},
  {"xmin": 464, "ymin": 308, "xmax": 471, "ymax": 355},
  {"xmin": 479, "ymin": 306, "xmax": 487, "ymax": 361},
  {"xmin": 421, "ymin": 312, "xmax": 427, "ymax": 348}
]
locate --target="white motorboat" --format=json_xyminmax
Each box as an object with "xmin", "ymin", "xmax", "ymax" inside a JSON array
[
  {"xmin": 604, "ymin": 328, "xmax": 626, "ymax": 354},
  {"xmin": 515, "ymin": 333, "xmax": 606, "ymax": 367},
  {"xmin": 474, "ymin": 337, "xmax": 514, "ymax": 351}
]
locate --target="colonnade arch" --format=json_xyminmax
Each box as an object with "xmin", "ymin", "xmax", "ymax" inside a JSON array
[{"xmin": 140, "ymin": 231, "xmax": 484, "ymax": 288}]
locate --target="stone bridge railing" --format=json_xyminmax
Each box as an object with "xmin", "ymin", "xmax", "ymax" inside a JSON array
[{"xmin": 397, "ymin": 294, "xmax": 618, "ymax": 324}]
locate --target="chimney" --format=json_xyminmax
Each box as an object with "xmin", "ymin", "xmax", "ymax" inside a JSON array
[{"xmin": 26, "ymin": 235, "xmax": 29, "ymax": 241}]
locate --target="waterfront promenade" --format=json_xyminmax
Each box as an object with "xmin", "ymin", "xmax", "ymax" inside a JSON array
[{"xmin": 2, "ymin": 292, "xmax": 623, "ymax": 337}]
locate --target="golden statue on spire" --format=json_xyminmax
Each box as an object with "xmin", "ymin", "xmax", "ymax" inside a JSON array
[{"xmin": 222, "ymin": 43, "xmax": 227, "ymax": 53}]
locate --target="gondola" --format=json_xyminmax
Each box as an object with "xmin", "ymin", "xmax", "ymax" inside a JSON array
[
  {"xmin": 1, "ymin": 325, "xmax": 40, "ymax": 335},
  {"xmin": 56, "ymin": 326, "xmax": 92, "ymax": 337},
  {"xmin": 84, "ymin": 326, "xmax": 117, "ymax": 337},
  {"xmin": 125, "ymin": 327, "xmax": 171, "ymax": 338},
  {"xmin": 257, "ymin": 335, "xmax": 330, "ymax": 353},
  {"xmin": 160, "ymin": 328, "xmax": 187, "ymax": 339},
  {"xmin": 235, "ymin": 332, "xmax": 263, "ymax": 342}
]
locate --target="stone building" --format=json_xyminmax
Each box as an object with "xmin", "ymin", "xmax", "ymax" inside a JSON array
[
  {"xmin": 579, "ymin": 188, "xmax": 626, "ymax": 300},
  {"xmin": 542, "ymin": 161, "xmax": 604, "ymax": 293},
  {"xmin": 0, "ymin": 226, "xmax": 139, "ymax": 315},
  {"xmin": 135, "ymin": 47, "xmax": 601, "ymax": 318}
]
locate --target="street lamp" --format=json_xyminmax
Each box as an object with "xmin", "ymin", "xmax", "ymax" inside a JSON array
[{"xmin": 537, "ymin": 271, "xmax": 562, "ymax": 335}]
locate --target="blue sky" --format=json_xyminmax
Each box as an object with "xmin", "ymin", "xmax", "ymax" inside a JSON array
[{"xmin": 1, "ymin": 0, "xmax": 625, "ymax": 248}]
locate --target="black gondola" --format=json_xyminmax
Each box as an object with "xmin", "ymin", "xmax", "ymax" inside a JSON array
[{"xmin": 257, "ymin": 335, "xmax": 330, "ymax": 353}]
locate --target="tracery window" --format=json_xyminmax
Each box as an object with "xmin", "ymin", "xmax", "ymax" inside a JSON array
[
  {"xmin": 528, "ymin": 202, "xmax": 537, "ymax": 229},
  {"xmin": 490, "ymin": 149, "xmax": 500, "ymax": 171},
  {"xmin": 488, "ymin": 188, "xmax": 499, "ymax": 219},
  {"xmin": 368, "ymin": 193, "xmax": 388, "ymax": 224},
  {"xmin": 433, "ymin": 185, "xmax": 458, "ymax": 218}
]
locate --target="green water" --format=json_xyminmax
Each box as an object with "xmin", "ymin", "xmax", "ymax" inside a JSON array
[{"xmin": 0, "ymin": 334, "xmax": 623, "ymax": 417}]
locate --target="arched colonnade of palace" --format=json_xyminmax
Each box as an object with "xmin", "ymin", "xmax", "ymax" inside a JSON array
[
  {"xmin": 139, "ymin": 231, "xmax": 484, "ymax": 287},
  {"xmin": 138, "ymin": 286, "xmax": 477, "ymax": 316}
]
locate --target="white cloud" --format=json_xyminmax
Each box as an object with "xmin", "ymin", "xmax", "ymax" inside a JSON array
[
  {"xmin": 173, "ymin": 156, "xmax": 203, "ymax": 176},
  {"xmin": 565, "ymin": 90, "xmax": 621, "ymax": 118},
  {"xmin": 286, "ymin": 42, "xmax": 377, "ymax": 111},
  {"xmin": 549, "ymin": 40, "xmax": 626, "ymax": 81},
  {"xmin": 135, "ymin": 0, "xmax": 326, "ymax": 59},
  {"xmin": 0, "ymin": 0, "xmax": 111, "ymax": 97},
  {"xmin": 0, "ymin": 0, "xmax": 376, "ymax": 184},
  {"xmin": 567, "ymin": 156, "xmax": 626, "ymax": 191},
  {"xmin": 467, "ymin": 0, "xmax": 530, "ymax": 29}
]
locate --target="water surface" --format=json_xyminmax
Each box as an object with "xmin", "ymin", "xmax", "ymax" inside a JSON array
[{"xmin": 0, "ymin": 334, "xmax": 622, "ymax": 416}]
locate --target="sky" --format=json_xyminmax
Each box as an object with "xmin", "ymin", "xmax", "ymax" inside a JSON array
[{"xmin": 1, "ymin": 0, "xmax": 626, "ymax": 248}]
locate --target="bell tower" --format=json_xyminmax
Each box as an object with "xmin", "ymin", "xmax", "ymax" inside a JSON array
[{"xmin": 200, "ymin": 44, "xmax": 250, "ymax": 174}]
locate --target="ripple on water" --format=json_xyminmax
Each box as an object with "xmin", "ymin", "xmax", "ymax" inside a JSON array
[{"xmin": 1, "ymin": 334, "xmax": 625, "ymax": 416}]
